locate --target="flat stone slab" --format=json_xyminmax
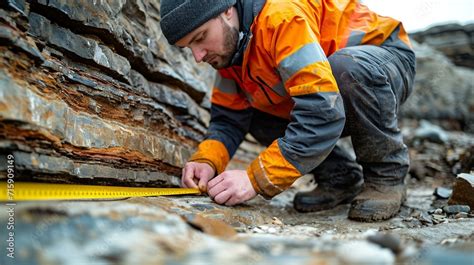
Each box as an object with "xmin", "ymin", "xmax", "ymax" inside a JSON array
[{"xmin": 1, "ymin": 182, "xmax": 473, "ymax": 265}]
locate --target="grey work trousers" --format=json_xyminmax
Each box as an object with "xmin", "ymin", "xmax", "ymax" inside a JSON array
[{"xmin": 248, "ymin": 44, "xmax": 416, "ymax": 187}]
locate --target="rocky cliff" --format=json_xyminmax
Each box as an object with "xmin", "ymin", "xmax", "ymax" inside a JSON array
[
  {"xmin": 405, "ymin": 23, "xmax": 473, "ymax": 132},
  {"xmin": 411, "ymin": 23, "xmax": 474, "ymax": 68},
  {"xmin": 0, "ymin": 0, "xmax": 215, "ymax": 186},
  {"xmin": 401, "ymin": 40, "xmax": 474, "ymax": 132}
]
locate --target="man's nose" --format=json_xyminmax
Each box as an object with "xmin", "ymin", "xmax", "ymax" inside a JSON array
[{"xmin": 191, "ymin": 47, "xmax": 207, "ymax": 63}]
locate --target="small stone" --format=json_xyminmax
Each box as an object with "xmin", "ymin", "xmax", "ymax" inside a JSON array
[
  {"xmin": 432, "ymin": 214, "xmax": 447, "ymax": 224},
  {"xmin": 404, "ymin": 218, "xmax": 423, "ymax": 228},
  {"xmin": 419, "ymin": 212, "xmax": 433, "ymax": 224},
  {"xmin": 434, "ymin": 208, "xmax": 443, "ymax": 214},
  {"xmin": 432, "ymin": 214, "xmax": 446, "ymax": 219},
  {"xmin": 443, "ymin": 205, "xmax": 471, "ymax": 215},
  {"xmin": 230, "ymin": 222, "xmax": 247, "ymax": 233},
  {"xmin": 414, "ymin": 120, "xmax": 449, "ymax": 143},
  {"xmin": 183, "ymin": 214, "xmax": 237, "ymax": 238},
  {"xmin": 271, "ymin": 217, "xmax": 284, "ymax": 226},
  {"xmin": 433, "ymin": 187, "xmax": 452, "ymax": 199},
  {"xmin": 454, "ymin": 212, "xmax": 468, "ymax": 219},
  {"xmin": 441, "ymin": 238, "xmax": 458, "ymax": 245},
  {"xmin": 411, "ymin": 210, "xmax": 422, "ymax": 218},
  {"xmin": 252, "ymin": 227, "xmax": 264, "ymax": 233},
  {"xmin": 234, "ymin": 226, "xmax": 247, "ymax": 233},
  {"xmin": 267, "ymin": 227, "xmax": 277, "ymax": 234},
  {"xmin": 411, "ymin": 210, "xmax": 433, "ymax": 225},
  {"xmin": 367, "ymin": 233, "xmax": 402, "ymax": 254},
  {"xmin": 337, "ymin": 241, "xmax": 395, "ymax": 265}
]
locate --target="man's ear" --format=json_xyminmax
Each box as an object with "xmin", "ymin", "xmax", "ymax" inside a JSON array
[{"xmin": 223, "ymin": 6, "xmax": 234, "ymax": 21}]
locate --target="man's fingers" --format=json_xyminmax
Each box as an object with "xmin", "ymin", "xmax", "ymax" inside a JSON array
[
  {"xmin": 181, "ymin": 167, "xmax": 187, "ymax": 187},
  {"xmin": 198, "ymin": 176, "xmax": 210, "ymax": 192},
  {"xmin": 213, "ymin": 189, "xmax": 232, "ymax": 205},
  {"xmin": 225, "ymin": 194, "xmax": 241, "ymax": 206},
  {"xmin": 208, "ymin": 179, "xmax": 228, "ymax": 199},
  {"xmin": 208, "ymin": 174, "xmax": 224, "ymax": 190},
  {"xmin": 182, "ymin": 166, "xmax": 198, "ymax": 189}
]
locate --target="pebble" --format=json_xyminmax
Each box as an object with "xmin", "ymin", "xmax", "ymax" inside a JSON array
[
  {"xmin": 454, "ymin": 212, "xmax": 468, "ymax": 219},
  {"xmin": 434, "ymin": 208, "xmax": 443, "ymax": 214},
  {"xmin": 410, "ymin": 210, "xmax": 433, "ymax": 225},
  {"xmin": 367, "ymin": 233, "xmax": 402, "ymax": 254},
  {"xmin": 337, "ymin": 241, "xmax": 395, "ymax": 265},
  {"xmin": 442, "ymin": 205, "xmax": 471, "ymax": 215},
  {"xmin": 404, "ymin": 218, "xmax": 423, "ymax": 228},
  {"xmin": 267, "ymin": 227, "xmax": 277, "ymax": 234},
  {"xmin": 234, "ymin": 226, "xmax": 247, "ymax": 233},
  {"xmin": 432, "ymin": 214, "xmax": 447, "ymax": 224},
  {"xmin": 414, "ymin": 120, "xmax": 449, "ymax": 143},
  {"xmin": 433, "ymin": 187, "xmax": 452, "ymax": 199},
  {"xmin": 419, "ymin": 212, "xmax": 433, "ymax": 224},
  {"xmin": 272, "ymin": 217, "xmax": 284, "ymax": 226}
]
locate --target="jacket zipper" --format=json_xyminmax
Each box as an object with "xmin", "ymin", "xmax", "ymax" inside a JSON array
[
  {"xmin": 247, "ymin": 66, "xmax": 274, "ymax": 105},
  {"xmin": 257, "ymin": 75, "xmax": 283, "ymax": 96}
]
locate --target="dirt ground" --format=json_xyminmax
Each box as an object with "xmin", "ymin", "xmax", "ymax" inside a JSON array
[
  {"xmin": 2, "ymin": 173, "xmax": 473, "ymax": 265},
  {"xmin": 1, "ymin": 121, "xmax": 473, "ymax": 265}
]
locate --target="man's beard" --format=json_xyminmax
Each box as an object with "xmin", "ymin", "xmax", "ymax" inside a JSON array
[{"xmin": 205, "ymin": 17, "xmax": 239, "ymax": 69}]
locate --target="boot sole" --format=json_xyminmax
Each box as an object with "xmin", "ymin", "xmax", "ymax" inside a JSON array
[
  {"xmin": 348, "ymin": 206, "xmax": 400, "ymax": 222},
  {"xmin": 294, "ymin": 191, "xmax": 361, "ymax": 213},
  {"xmin": 348, "ymin": 190, "xmax": 407, "ymax": 222}
]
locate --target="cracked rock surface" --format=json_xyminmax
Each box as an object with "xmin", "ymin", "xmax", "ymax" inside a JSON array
[
  {"xmin": 0, "ymin": 1, "xmax": 213, "ymax": 186},
  {"xmin": 0, "ymin": 2, "xmax": 473, "ymax": 265}
]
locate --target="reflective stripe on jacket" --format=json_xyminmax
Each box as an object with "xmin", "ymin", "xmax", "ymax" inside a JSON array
[{"xmin": 189, "ymin": 0, "xmax": 413, "ymax": 198}]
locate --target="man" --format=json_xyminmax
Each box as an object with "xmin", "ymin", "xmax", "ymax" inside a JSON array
[{"xmin": 159, "ymin": 0, "xmax": 416, "ymax": 222}]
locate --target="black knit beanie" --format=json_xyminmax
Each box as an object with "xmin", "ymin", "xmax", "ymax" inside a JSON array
[{"xmin": 160, "ymin": 0, "xmax": 237, "ymax": 45}]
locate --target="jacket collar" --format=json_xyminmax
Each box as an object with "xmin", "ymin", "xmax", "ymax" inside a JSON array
[{"xmin": 229, "ymin": 0, "xmax": 266, "ymax": 66}]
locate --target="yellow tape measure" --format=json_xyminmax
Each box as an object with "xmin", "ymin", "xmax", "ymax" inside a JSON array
[{"xmin": 1, "ymin": 182, "xmax": 201, "ymax": 201}]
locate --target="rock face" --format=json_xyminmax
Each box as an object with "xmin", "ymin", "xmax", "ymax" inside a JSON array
[
  {"xmin": 400, "ymin": 40, "xmax": 474, "ymax": 132},
  {"xmin": 0, "ymin": 1, "xmax": 215, "ymax": 186},
  {"xmin": 411, "ymin": 23, "xmax": 474, "ymax": 69}
]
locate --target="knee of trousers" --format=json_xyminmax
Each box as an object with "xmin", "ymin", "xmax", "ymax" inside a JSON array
[
  {"xmin": 328, "ymin": 51, "xmax": 373, "ymax": 100},
  {"xmin": 328, "ymin": 52, "xmax": 378, "ymax": 121},
  {"xmin": 329, "ymin": 48, "xmax": 371, "ymax": 80}
]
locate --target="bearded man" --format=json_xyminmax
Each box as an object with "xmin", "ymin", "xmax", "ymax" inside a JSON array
[{"xmin": 160, "ymin": 0, "xmax": 416, "ymax": 222}]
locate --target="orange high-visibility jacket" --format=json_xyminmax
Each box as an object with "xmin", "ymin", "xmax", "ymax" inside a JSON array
[{"xmin": 190, "ymin": 0, "xmax": 413, "ymax": 198}]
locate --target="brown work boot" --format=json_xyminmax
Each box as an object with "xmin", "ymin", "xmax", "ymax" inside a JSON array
[
  {"xmin": 293, "ymin": 181, "xmax": 363, "ymax": 212},
  {"xmin": 348, "ymin": 183, "xmax": 406, "ymax": 222},
  {"xmin": 294, "ymin": 144, "xmax": 364, "ymax": 212}
]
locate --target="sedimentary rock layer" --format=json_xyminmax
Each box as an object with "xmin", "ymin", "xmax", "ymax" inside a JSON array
[{"xmin": 0, "ymin": 1, "xmax": 214, "ymax": 185}]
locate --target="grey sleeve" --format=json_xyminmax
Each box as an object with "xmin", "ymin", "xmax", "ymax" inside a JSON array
[{"xmin": 278, "ymin": 92, "xmax": 346, "ymax": 174}]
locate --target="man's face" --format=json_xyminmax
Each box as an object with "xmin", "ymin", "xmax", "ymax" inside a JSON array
[{"xmin": 176, "ymin": 15, "xmax": 239, "ymax": 69}]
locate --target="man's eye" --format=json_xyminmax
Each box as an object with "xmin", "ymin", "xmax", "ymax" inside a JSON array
[{"xmin": 196, "ymin": 33, "xmax": 206, "ymax": 43}]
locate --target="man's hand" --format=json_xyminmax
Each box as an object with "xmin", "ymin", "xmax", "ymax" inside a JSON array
[
  {"xmin": 207, "ymin": 170, "xmax": 257, "ymax": 206},
  {"xmin": 181, "ymin": 162, "xmax": 215, "ymax": 192}
]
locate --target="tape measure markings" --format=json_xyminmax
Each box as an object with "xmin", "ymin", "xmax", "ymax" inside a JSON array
[{"xmin": 1, "ymin": 182, "xmax": 201, "ymax": 201}]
